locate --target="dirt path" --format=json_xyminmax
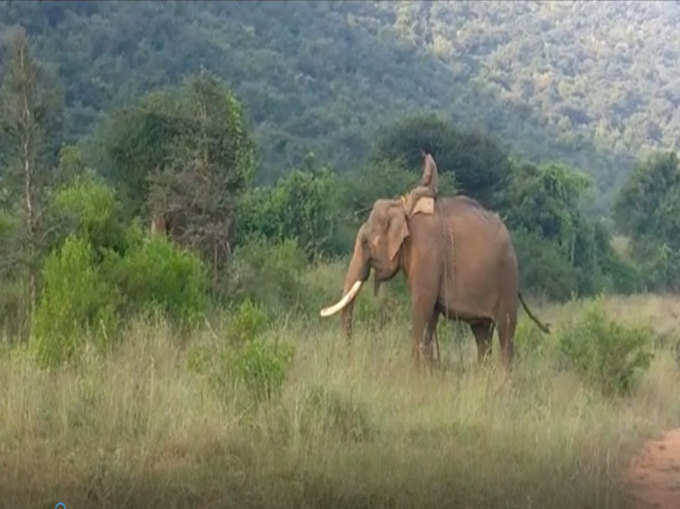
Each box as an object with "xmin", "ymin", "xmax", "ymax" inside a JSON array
[{"xmin": 627, "ymin": 428, "xmax": 680, "ymax": 508}]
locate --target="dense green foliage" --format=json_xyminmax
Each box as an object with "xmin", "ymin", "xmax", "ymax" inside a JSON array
[
  {"xmin": 613, "ymin": 152, "xmax": 680, "ymax": 291},
  {"xmin": 84, "ymin": 73, "xmax": 256, "ymax": 290},
  {"xmin": 4, "ymin": 1, "xmax": 679, "ymax": 206},
  {"xmin": 107, "ymin": 232, "xmax": 209, "ymax": 325},
  {"xmin": 32, "ymin": 172, "xmax": 208, "ymax": 365},
  {"xmin": 51, "ymin": 169, "xmax": 127, "ymax": 254},
  {"xmin": 226, "ymin": 236, "xmax": 308, "ymax": 314},
  {"xmin": 505, "ymin": 161, "xmax": 640, "ymax": 298},
  {"xmin": 236, "ymin": 164, "xmax": 340, "ymax": 259},
  {"xmin": 33, "ymin": 235, "xmax": 119, "ymax": 366}
]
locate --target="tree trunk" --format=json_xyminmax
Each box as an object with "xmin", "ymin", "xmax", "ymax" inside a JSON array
[{"xmin": 21, "ymin": 48, "xmax": 37, "ymax": 327}]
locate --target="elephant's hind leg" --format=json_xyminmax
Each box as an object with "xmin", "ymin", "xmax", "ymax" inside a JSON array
[
  {"xmin": 471, "ymin": 320, "xmax": 494, "ymax": 363},
  {"xmin": 496, "ymin": 310, "xmax": 516, "ymax": 370}
]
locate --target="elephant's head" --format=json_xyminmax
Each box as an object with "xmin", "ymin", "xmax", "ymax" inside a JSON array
[{"xmin": 320, "ymin": 198, "xmax": 409, "ymax": 336}]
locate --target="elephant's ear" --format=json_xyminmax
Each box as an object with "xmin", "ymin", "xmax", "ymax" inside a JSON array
[{"xmin": 387, "ymin": 208, "xmax": 409, "ymax": 262}]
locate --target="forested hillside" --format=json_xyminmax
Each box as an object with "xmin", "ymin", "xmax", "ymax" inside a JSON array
[{"xmin": 1, "ymin": 1, "xmax": 679, "ymax": 206}]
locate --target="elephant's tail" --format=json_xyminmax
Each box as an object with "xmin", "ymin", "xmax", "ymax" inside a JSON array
[{"xmin": 518, "ymin": 292, "xmax": 551, "ymax": 334}]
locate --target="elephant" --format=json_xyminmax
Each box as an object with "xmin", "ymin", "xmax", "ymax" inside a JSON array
[{"xmin": 320, "ymin": 194, "xmax": 549, "ymax": 369}]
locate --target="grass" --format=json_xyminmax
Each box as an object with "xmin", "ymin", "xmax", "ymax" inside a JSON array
[{"xmin": 1, "ymin": 292, "xmax": 680, "ymax": 508}]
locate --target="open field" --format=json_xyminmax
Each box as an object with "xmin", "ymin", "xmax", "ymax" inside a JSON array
[{"xmin": 1, "ymin": 292, "xmax": 680, "ymax": 509}]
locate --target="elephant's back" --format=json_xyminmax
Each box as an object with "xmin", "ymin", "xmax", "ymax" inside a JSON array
[
  {"xmin": 437, "ymin": 196, "xmax": 511, "ymax": 242},
  {"xmin": 412, "ymin": 194, "xmax": 515, "ymax": 260},
  {"xmin": 434, "ymin": 195, "xmax": 518, "ymax": 309}
]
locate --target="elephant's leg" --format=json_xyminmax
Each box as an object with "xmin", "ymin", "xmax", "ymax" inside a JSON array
[
  {"xmin": 470, "ymin": 320, "xmax": 494, "ymax": 363},
  {"xmin": 425, "ymin": 311, "xmax": 440, "ymax": 364},
  {"xmin": 496, "ymin": 310, "xmax": 516, "ymax": 370},
  {"xmin": 410, "ymin": 294, "xmax": 437, "ymax": 365}
]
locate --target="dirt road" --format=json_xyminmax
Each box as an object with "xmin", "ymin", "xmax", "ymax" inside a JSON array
[{"xmin": 627, "ymin": 428, "xmax": 680, "ymax": 508}]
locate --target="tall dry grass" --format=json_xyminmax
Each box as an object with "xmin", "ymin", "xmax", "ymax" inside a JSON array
[{"xmin": 1, "ymin": 293, "xmax": 680, "ymax": 508}]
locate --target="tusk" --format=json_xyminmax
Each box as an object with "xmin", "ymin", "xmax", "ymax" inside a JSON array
[{"xmin": 320, "ymin": 280, "xmax": 363, "ymax": 317}]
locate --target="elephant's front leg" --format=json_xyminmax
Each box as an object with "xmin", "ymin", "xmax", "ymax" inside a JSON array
[
  {"xmin": 410, "ymin": 293, "xmax": 437, "ymax": 365},
  {"xmin": 426, "ymin": 310, "xmax": 441, "ymax": 364}
]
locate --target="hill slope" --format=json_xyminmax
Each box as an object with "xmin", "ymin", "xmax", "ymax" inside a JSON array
[{"xmin": 1, "ymin": 1, "xmax": 679, "ymax": 206}]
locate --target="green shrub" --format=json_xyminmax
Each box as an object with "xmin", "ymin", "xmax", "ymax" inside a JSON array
[
  {"xmin": 558, "ymin": 300, "xmax": 654, "ymax": 395},
  {"xmin": 231, "ymin": 338, "xmax": 295, "ymax": 401},
  {"xmin": 50, "ymin": 170, "xmax": 127, "ymax": 255},
  {"xmin": 227, "ymin": 299, "xmax": 269, "ymax": 343},
  {"xmin": 188, "ymin": 298, "xmax": 292, "ymax": 403},
  {"xmin": 187, "ymin": 338, "xmax": 295, "ymax": 403},
  {"xmin": 108, "ymin": 232, "xmax": 208, "ymax": 325},
  {"xmin": 33, "ymin": 235, "xmax": 120, "ymax": 367},
  {"xmin": 227, "ymin": 236, "xmax": 306, "ymax": 313},
  {"xmin": 236, "ymin": 167, "xmax": 340, "ymax": 259}
]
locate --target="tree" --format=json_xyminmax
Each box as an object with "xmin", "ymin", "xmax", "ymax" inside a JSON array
[
  {"xmin": 504, "ymin": 160, "xmax": 637, "ymax": 298},
  {"xmin": 613, "ymin": 152, "xmax": 680, "ymax": 291},
  {"xmin": 96, "ymin": 72, "xmax": 255, "ymax": 287},
  {"xmin": 236, "ymin": 156, "xmax": 340, "ymax": 259},
  {"xmin": 373, "ymin": 115, "xmax": 511, "ymax": 208},
  {"xmin": 504, "ymin": 161, "xmax": 591, "ymax": 255},
  {"xmin": 0, "ymin": 26, "xmax": 63, "ymax": 328},
  {"xmin": 614, "ymin": 152, "xmax": 680, "ymax": 251}
]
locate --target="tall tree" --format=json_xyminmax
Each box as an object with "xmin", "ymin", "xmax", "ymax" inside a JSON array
[
  {"xmin": 0, "ymin": 26, "xmax": 63, "ymax": 327},
  {"xmin": 613, "ymin": 152, "xmax": 680, "ymax": 290},
  {"xmin": 373, "ymin": 115, "xmax": 511, "ymax": 209},
  {"xmin": 96, "ymin": 72, "xmax": 255, "ymax": 288}
]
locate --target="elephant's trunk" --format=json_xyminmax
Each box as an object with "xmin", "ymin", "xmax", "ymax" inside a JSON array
[{"xmin": 320, "ymin": 225, "xmax": 370, "ymax": 338}]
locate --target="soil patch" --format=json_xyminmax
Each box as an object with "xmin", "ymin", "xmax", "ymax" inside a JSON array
[{"xmin": 627, "ymin": 428, "xmax": 680, "ymax": 508}]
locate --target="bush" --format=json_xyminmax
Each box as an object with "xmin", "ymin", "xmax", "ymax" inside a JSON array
[
  {"xmin": 33, "ymin": 235, "xmax": 120, "ymax": 367},
  {"xmin": 558, "ymin": 300, "xmax": 654, "ymax": 395},
  {"xmin": 107, "ymin": 231, "xmax": 209, "ymax": 326},
  {"xmin": 226, "ymin": 299, "xmax": 269, "ymax": 343},
  {"xmin": 236, "ymin": 167, "xmax": 340, "ymax": 259},
  {"xmin": 187, "ymin": 337, "xmax": 295, "ymax": 403},
  {"xmin": 51, "ymin": 170, "xmax": 127, "ymax": 255},
  {"xmin": 227, "ymin": 236, "xmax": 306, "ymax": 313},
  {"xmin": 231, "ymin": 338, "xmax": 295, "ymax": 401}
]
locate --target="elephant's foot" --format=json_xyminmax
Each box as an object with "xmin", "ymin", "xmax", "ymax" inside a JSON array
[{"xmin": 413, "ymin": 340, "xmax": 439, "ymax": 373}]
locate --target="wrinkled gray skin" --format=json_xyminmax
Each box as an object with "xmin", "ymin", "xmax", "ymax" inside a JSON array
[{"xmin": 335, "ymin": 195, "xmax": 521, "ymax": 368}]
